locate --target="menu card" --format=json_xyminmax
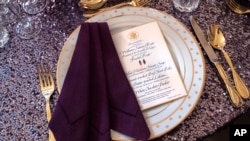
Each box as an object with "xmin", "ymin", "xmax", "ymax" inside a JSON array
[{"xmin": 112, "ymin": 22, "xmax": 187, "ymax": 110}]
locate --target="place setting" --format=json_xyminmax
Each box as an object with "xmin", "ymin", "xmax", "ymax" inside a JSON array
[
  {"xmin": 0, "ymin": 0, "xmax": 250, "ymax": 141},
  {"xmin": 43, "ymin": 0, "xmax": 250, "ymax": 140},
  {"xmin": 55, "ymin": 6, "xmax": 204, "ymax": 141}
]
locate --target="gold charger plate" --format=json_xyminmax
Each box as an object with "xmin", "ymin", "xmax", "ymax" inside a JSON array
[{"xmin": 56, "ymin": 7, "xmax": 206, "ymax": 140}]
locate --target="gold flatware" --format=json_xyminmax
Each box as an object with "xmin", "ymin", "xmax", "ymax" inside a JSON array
[
  {"xmin": 208, "ymin": 24, "xmax": 249, "ymax": 99},
  {"xmin": 37, "ymin": 63, "xmax": 56, "ymax": 141},
  {"xmin": 78, "ymin": 0, "xmax": 107, "ymax": 10},
  {"xmin": 190, "ymin": 16, "xmax": 243, "ymax": 107},
  {"xmin": 226, "ymin": 0, "xmax": 250, "ymax": 14},
  {"xmin": 83, "ymin": 0, "xmax": 150, "ymax": 18}
]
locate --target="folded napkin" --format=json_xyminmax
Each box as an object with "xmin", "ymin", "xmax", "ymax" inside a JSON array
[{"xmin": 49, "ymin": 22, "xmax": 150, "ymax": 141}]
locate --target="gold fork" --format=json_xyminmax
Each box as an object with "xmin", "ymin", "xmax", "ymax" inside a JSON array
[
  {"xmin": 83, "ymin": 0, "xmax": 150, "ymax": 18},
  {"xmin": 37, "ymin": 63, "xmax": 56, "ymax": 141},
  {"xmin": 226, "ymin": 0, "xmax": 250, "ymax": 14}
]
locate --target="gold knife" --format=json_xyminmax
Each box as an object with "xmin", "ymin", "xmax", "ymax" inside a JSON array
[{"xmin": 189, "ymin": 16, "xmax": 243, "ymax": 107}]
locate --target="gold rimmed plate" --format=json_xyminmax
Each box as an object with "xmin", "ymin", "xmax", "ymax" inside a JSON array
[{"xmin": 56, "ymin": 7, "xmax": 206, "ymax": 140}]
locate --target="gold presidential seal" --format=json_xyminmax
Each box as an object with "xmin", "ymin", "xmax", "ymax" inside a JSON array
[{"xmin": 128, "ymin": 31, "xmax": 139, "ymax": 40}]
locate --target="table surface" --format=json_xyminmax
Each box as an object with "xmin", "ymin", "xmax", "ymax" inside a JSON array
[{"xmin": 0, "ymin": 0, "xmax": 249, "ymax": 141}]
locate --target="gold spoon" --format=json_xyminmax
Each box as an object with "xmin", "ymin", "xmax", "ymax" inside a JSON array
[
  {"xmin": 208, "ymin": 24, "xmax": 250, "ymax": 99},
  {"xmin": 78, "ymin": 0, "xmax": 107, "ymax": 10},
  {"xmin": 83, "ymin": 0, "xmax": 149, "ymax": 18}
]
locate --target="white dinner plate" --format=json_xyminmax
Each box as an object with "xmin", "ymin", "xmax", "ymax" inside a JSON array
[{"xmin": 56, "ymin": 7, "xmax": 206, "ymax": 140}]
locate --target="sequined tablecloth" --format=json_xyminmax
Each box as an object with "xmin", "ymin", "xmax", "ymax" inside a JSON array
[{"xmin": 0, "ymin": 0, "xmax": 249, "ymax": 141}]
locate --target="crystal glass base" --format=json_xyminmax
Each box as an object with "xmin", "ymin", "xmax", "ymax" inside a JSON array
[
  {"xmin": 0, "ymin": 25, "xmax": 9, "ymax": 48},
  {"xmin": 15, "ymin": 16, "xmax": 42, "ymax": 39},
  {"xmin": 22, "ymin": 0, "xmax": 48, "ymax": 14}
]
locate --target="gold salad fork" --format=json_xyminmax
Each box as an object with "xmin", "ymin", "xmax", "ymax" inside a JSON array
[
  {"xmin": 37, "ymin": 63, "xmax": 56, "ymax": 141},
  {"xmin": 226, "ymin": 0, "xmax": 250, "ymax": 14},
  {"xmin": 83, "ymin": 0, "xmax": 150, "ymax": 18}
]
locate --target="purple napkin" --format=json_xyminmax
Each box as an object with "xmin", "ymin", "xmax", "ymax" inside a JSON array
[{"xmin": 49, "ymin": 22, "xmax": 150, "ymax": 141}]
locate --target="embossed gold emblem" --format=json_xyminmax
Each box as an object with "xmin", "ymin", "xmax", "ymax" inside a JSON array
[{"xmin": 128, "ymin": 31, "xmax": 139, "ymax": 40}]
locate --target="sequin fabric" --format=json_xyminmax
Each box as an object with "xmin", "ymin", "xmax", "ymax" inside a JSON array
[{"xmin": 0, "ymin": 0, "xmax": 249, "ymax": 141}]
